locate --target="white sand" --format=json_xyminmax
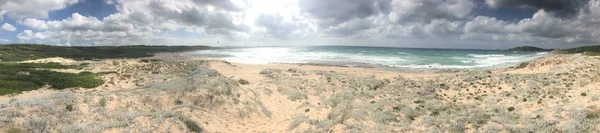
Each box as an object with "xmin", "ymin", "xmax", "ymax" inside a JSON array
[{"xmin": 1, "ymin": 53, "xmax": 600, "ymax": 132}]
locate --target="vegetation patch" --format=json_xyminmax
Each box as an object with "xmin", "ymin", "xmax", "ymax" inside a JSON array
[
  {"xmin": 140, "ymin": 59, "xmax": 163, "ymax": 63},
  {"xmin": 0, "ymin": 44, "xmax": 211, "ymax": 61},
  {"xmin": 0, "ymin": 62, "xmax": 103, "ymax": 95},
  {"xmin": 507, "ymin": 107, "xmax": 515, "ymax": 112},
  {"xmin": 182, "ymin": 119, "xmax": 204, "ymax": 132},
  {"xmin": 516, "ymin": 62, "xmax": 530, "ymax": 69},
  {"xmin": 560, "ymin": 45, "xmax": 600, "ymax": 56}
]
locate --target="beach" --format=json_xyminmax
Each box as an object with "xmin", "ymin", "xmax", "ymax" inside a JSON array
[{"xmin": 1, "ymin": 52, "xmax": 600, "ymax": 132}]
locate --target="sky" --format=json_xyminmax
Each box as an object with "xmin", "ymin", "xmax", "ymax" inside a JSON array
[{"xmin": 0, "ymin": 0, "xmax": 598, "ymax": 49}]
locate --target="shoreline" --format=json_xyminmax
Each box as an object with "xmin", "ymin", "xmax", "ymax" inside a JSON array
[
  {"xmin": 173, "ymin": 51, "xmax": 547, "ymax": 74},
  {"xmin": 177, "ymin": 47, "xmax": 550, "ymax": 73},
  {"xmin": 152, "ymin": 52, "xmax": 463, "ymax": 77}
]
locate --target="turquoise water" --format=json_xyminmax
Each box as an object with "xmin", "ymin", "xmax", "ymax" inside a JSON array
[{"xmin": 182, "ymin": 46, "xmax": 548, "ymax": 71}]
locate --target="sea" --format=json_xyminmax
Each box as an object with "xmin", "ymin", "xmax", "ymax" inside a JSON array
[{"xmin": 181, "ymin": 46, "xmax": 549, "ymax": 72}]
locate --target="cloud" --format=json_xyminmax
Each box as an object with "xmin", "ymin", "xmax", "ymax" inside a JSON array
[
  {"xmin": 0, "ymin": 0, "xmax": 79, "ymax": 20},
  {"xmin": 1, "ymin": 23, "xmax": 16, "ymax": 31},
  {"xmin": 324, "ymin": 18, "xmax": 376, "ymax": 37},
  {"xmin": 464, "ymin": 16, "xmax": 510, "ymax": 34},
  {"xmin": 296, "ymin": 0, "xmax": 476, "ymax": 38},
  {"xmin": 17, "ymin": 30, "xmax": 49, "ymax": 41},
  {"xmin": 125, "ymin": 0, "xmax": 249, "ymax": 34},
  {"xmin": 462, "ymin": 0, "xmax": 600, "ymax": 44},
  {"xmin": 254, "ymin": 14, "xmax": 307, "ymax": 39},
  {"xmin": 16, "ymin": 13, "xmax": 156, "ymax": 45},
  {"xmin": 485, "ymin": 0, "xmax": 588, "ymax": 17},
  {"xmin": 388, "ymin": 0, "xmax": 475, "ymax": 24},
  {"xmin": 298, "ymin": 0, "xmax": 390, "ymax": 28},
  {"xmin": 21, "ymin": 18, "xmax": 48, "ymax": 30},
  {"xmin": 14, "ymin": 0, "xmax": 251, "ymax": 46},
  {"xmin": 190, "ymin": 0, "xmax": 246, "ymax": 11},
  {"xmin": 7, "ymin": 0, "xmax": 600, "ymax": 48}
]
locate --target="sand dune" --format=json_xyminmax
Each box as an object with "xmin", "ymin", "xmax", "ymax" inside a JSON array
[{"xmin": 1, "ymin": 53, "xmax": 600, "ymax": 132}]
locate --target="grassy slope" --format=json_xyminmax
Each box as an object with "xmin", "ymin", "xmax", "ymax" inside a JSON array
[
  {"xmin": 0, "ymin": 63, "xmax": 103, "ymax": 95},
  {"xmin": 0, "ymin": 44, "xmax": 211, "ymax": 61},
  {"xmin": 560, "ymin": 45, "xmax": 600, "ymax": 56}
]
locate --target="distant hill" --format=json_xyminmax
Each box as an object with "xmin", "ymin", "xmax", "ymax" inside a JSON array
[
  {"xmin": 557, "ymin": 45, "xmax": 600, "ymax": 56},
  {"xmin": 0, "ymin": 44, "xmax": 211, "ymax": 61},
  {"xmin": 506, "ymin": 46, "xmax": 553, "ymax": 52}
]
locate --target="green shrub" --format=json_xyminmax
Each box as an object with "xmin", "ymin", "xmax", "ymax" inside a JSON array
[
  {"xmin": 183, "ymin": 119, "xmax": 204, "ymax": 132},
  {"xmin": 66, "ymin": 104, "xmax": 74, "ymax": 111},
  {"xmin": 79, "ymin": 63, "xmax": 91, "ymax": 67},
  {"xmin": 0, "ymin": 63, "xmax": 103, "ymax": 95},
  {"xmin": 99, "ymin": 98, "xmax": 107, "ymax": 107},
  {"xmin": 507, "ymin": 107, "xmax": 515, "ymax": 112},
  {"xmin": 0, "ymin": 44, "xmax": 210, "ymax": 61},
  {"xmin": 517, "ymin": 62, "xmax": 529, "ymax": 69},
  {"xmin": 0, "ymin": 88, "xmax": 20, "ymax": 95},
  {"xmin": 587, "ymin": 111, "xmax": 598, "ymax": 119}
]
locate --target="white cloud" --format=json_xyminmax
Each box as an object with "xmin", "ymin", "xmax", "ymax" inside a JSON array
[
  {"xmin": 461, "ymin": 0, "xmax": 600, "ymax": 44},
  {"xmin": 14, "ymin": 0, "xmax": 252, "ymax": 46},
  {"xmin": 1, "ymin": 23, "xmax": 16, "ymax": 31},
  {"xmin": 0, "ymin": 0, "xmax": 79, "ymax": 20},
  {"xmin": 21, "ymin": 18, "xmax": 49, "ymax": 30}
]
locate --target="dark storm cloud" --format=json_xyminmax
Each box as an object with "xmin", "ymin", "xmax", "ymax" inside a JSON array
[{"xmin": 485, "ymin": 0, "xmax": 588, "ymax": 17}]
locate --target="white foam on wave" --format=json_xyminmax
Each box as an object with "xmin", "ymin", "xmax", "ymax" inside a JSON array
[
  {"xmin": 394, "ymin": 63, "xmax": 486, "ymax": 69},
  {"xmin": 397, "ymin": 52, "xmax": 548, "ymax": 69},
  {"xmin": 467, "ymin": 54, "xmax": 506, "ymax": 58},
  {"xmin": 460, "ymin": 60, "xmax": 473, "ymax": 63}
]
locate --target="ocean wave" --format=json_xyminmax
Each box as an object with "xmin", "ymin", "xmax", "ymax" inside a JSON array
[
  {"xmin": 182, "ymin": 47, "xmax": 549, "ymax": 70},
  {"xmin": 393, "ymin": 63, "xmax": 484, "ymax": 69},
  {"xmin": 468, "ymin": 54, "xmax": 506, "ymax": 58},
  {"xmin": 460, "ymin": 60, "xmax": 473, "ymax": 63}
]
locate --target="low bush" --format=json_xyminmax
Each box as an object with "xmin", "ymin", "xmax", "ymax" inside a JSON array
[
  {"xmin": 508, "ymin": 107, "xmax": 515, "ymax": 112},
  {"xmin": 517, "ymin": 62, "xmax": 529, "ymax": 69},
  {"xmin": 0, "ymin": 88, "xmax": 21, "ymax": 95},
  {"xmin": 0, "ymin": 63, "xmax": 103, "ymax": 95},
  {"xmin": 182, "ymin": 119, "xmax": 204, "ymax": 132},
  {"xmin": 0, "ymin": 44, "xmax": 210, "ymax": 61},
  {"xmin": 4, "ymin": 124, "xmax": 24, "ymax": 133}
]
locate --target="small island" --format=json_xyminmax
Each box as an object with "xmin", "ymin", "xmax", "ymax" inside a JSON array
[{"xmin": 507, "ymin": 46, "xmax": 554, "ymax": 52}]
